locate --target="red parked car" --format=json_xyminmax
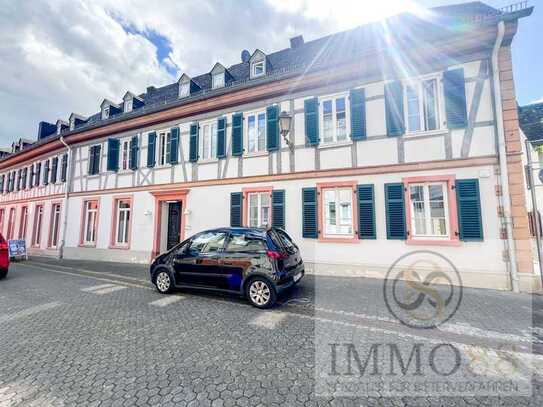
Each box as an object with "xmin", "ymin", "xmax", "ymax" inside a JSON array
[{"xmin": 0, "ymin": 234, "xmax": 9, "ymax": 279}]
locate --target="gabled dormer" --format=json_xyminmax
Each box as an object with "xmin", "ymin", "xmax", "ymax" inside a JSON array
[
  {"xmin": 56, "ymin": 119, "xmax": 69, "ymax": 136},
  {"xmin": 210, "ymin": 63, "xmax": 233, "ymax": 90},
  {"xmin": 100, "ymin": 99, "xmax": 122, "ymax": 120},
  {"xmin": 249, "ymin": 49, "xmax": 269, "ymax": 79},
  {"xmin": 69, "ymin": 113, "xmax": 87, "ymax": 131},
  {"xmin": 178, "ymin": 74, "xmax": 201, "ymax": 98},
  {"xmin": 122, "ymin": 91, "xmax": 144, "ymax": 113},
  {"xmin": 37, "ymin": 121, "xmax": 56, "ymax": 140}
]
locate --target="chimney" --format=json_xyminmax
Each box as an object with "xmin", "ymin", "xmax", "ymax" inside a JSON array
[{"xmin": 290, "ymin": 35, "xmax": 304, "ymax": 49}]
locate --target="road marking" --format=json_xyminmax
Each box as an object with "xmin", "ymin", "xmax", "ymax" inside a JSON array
[
  {"xmin": 92, "ymin": 286, "xmax": 126, "ymax": 295},
  {"xmin": 80, "ymin": 283, "xmax": 117, "ymax": 292},
  {"xmin": 0, "ymin": 302, "xmax": 62, "ymax": 324},
  {"xmin": 249, "ymin": 312, "xmax": 286, "ymax": 329},
  {"xmin": 149, "ymin": 295, "xmax": 185, "ymax": 307}
]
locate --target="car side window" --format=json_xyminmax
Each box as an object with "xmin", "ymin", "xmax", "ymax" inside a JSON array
[
  {"xmin": 188, "ymin": 232, "xmax": 227, "ymax": 255},
  {"xmin": 225, "ymin": 234, "xmax": 266, "ymax": 253}
]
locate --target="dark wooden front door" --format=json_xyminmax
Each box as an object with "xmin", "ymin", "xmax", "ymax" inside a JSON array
[{"xmin": 166, "ymin": 202, "xmax": 182, "ymax": 250}]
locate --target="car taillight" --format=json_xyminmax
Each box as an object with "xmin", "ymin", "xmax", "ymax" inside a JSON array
[{"xmin": 266, "ymin": 250, "xmax": 286, "ymax": 260}]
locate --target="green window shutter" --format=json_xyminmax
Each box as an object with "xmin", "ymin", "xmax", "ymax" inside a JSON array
[
  {"xmin": 43, "ymin": 160, "xmax": 50, "ymax": 185},
  {"xmin": 22, "ymin": 168, "xmax": 27, "ymax": 189},
  {"xmin": 147, "ymin": 132, "xmax": 156, "ymax": 167},
  {"xmin": 350, "ymin": 89, "xmax": 366, "ymax": 140},
  {"xmin": 107, "ymin": 138, "xmax": 120, "ymax": 172},
  {"xmin": 304, "ymin": 97, "xmax": 319, "ymax": 146},
  {"xmin": 231, "ymin": 113, "xmax": 244, "ymax": 156},
  {"xmin": 0, "ymin": 175, "xmax": 4, "ymax": 194},
  {"xmin": 302, "ymin": 187, "xmax": 318, "ymax": 238},
  {"xmin": 51, "ymin": 157, "xmax": 58, "ymax": 183},
  {"xmin": 385, "ymin": 81, "xmax": 405, "ymax": 137},
  {"xmin": 230, "ymin": 192, "xmax": 243, "ymax": 227},
  {"xmin": 271, "ymin": 190, "xmax": 285, "ymax": 229},
  {"xmin": 444, "ymin": 68, "xmax": 468, "ymax": 129},
  {"xmin": 169, "ymin": 127, "xmax": 179, "ymax": 164},
  {"xmin": 385, "ymin": 183, "xmax": 406, "ymax": 239},
  {"xmin": 217, "ymin": 117, "xmax": 227, "ymax": 158},
  {"xmin": 189, "ymin": 123, "xmax": 199, "ymax": 162},
  {"xmin": 16, "ymin": 169, "xmax": 20, "ymax": 191},
  {"xmin": 61, "ymin": 154, "xmax": 68, "ymax": 182},
  {"xmin": 129, "ymin": 136, "xmax": 139, "ymax": 170},
  {"xmin": 456, "ymin": 179, "xmax": 483, "ymax": 241},
  {"xmin": 35, "ymin": 163, "xmax": 41, "ymax": 187},
  {"xmin": 30, "ymin": 165, "xmax": 35, "ymax": 188},
  {"xmin": 358, "ymin": 184, "xmax": 376, "ymax": 239},
  {"xmin": 266, "ymin": 105, "xmax": 279, "ymax": 151}
]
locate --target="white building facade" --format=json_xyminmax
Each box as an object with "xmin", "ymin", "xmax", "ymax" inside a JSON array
[{"xmin": 0, "ymin": 3, "xmax": 539, "ymax": 292}]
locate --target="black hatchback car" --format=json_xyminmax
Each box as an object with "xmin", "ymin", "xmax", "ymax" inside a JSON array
[{"xmin": 149, "ymin": 227, "xmax": 304, "ymax": 308}]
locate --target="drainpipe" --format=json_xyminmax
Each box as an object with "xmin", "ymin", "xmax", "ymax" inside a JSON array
[
  {"xmin": 58, "ymin": 136, "xmax": 72, "ymax": 259},
  {"xmin": 492, "ymin": 20, "xmax": 520, "ymax": 293}
]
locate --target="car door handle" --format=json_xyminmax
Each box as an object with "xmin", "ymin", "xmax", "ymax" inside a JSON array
[{"xmin": 223, "ymin": 261, "xmax": 234, "ymax": 266}]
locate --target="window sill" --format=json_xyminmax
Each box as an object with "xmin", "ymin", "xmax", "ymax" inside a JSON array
[
  {"xmin": 109, "ymin": 244, "xmax": 130, "ymax": 250},
  {"xmin": 318, "ymin": 235, "xmax": 359, "ymax": 243},
  {"xmin": 318, "ymin": 141, "xmax": 353, "ymax": 150},
  {"xmin": 78, "ymin": 243, "xmax": 97, "ymax": 248},
  {"xmin": 404, "ymin": 129, "xmax": 447, "ymax": 138},
  {"xmin": 244, "ymin": 151, "xmax": 268, "ymax": 158},
  {"xmin": 87, "ymin": 174, "xmax": 101, "ymax": 179},
  {"xmin": 406, "ymin": 238, "xmax": 461, "ymax": 247},
  {"xmin": 199, "ymin": 158, "xmax": 219, "ymax": 164}
]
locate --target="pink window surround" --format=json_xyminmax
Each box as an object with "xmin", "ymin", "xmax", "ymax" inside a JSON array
[
  {"xmin": 6, "ymin": 207, "xmax": 15, "ymax": 240},
  {"xmin": 32, "ymin": 203, "xmax": 44, "ymax": 248},
  {"xmin": 18, "ymin": 206, "xmax": 28, "ymax": 240},
  {"xmin": 79, "ymin": 199, "xmax": 100, "ymax": 247},
  {"xmin": 109, "ymin": 195, "xmax": 133, "ymax": 250},
  {"xmin": 0, "ymin": 208, "xmax": 5, "ymax": 237},
  {"xmin": 403, "ymin": 175, "xmax": 460, "ymax": 246},
  {"xmin": 47, "ymin": 201, "xmax": 62, "ymax": 249},
  {"xmin": 316, "ymin": 181, "xmax": 359, "ymax": 243},
  {"xmin": 242, "ymin": 186, "xmax": 273, "ymax": 227}
]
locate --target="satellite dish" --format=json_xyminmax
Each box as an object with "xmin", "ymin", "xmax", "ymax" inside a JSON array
[{"xmin": 241, "ymin": 50, "xmax": 250, "ymax": 63}]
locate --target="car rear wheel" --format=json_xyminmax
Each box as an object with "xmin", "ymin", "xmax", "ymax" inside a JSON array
[
  {"xmin": 246, "ymin": 277, "xmax": 276, "ymax": 309},
  {"xmin": 154, "ymin": 270, "xmax": 174, "ymax": 294},
  {"xmin": 0, "ymin": 269, "xmax": 6, "ymax": 279}
]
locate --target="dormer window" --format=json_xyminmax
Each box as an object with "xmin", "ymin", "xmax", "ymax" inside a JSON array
[
  {"xmin": 124, "ymin": 99, "xmax": 133, "ymax": 113},
  {"xmin": 212, "ymin": 72, "xmax": 225, "ymax": 89},
  {"xmin": 103, "ymin": 106, "xmax": 110, "ymax": 120},
  {"xmin": 179, "ymin": 81, "xmax": 190, "ymax": 97},
  {"xmin": 251, "ymin": 60, "xmax": 265, "ymax": 78}
]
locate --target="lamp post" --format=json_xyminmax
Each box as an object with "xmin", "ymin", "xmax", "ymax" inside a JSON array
[{"xmin": 279, "ymin": 110, "xmax": 293, "ymax": 150}]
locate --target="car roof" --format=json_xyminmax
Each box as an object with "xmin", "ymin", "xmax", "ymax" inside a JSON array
[{"xmin": 201, "ymin": 227, "xmax": 268, "ymax": 236}]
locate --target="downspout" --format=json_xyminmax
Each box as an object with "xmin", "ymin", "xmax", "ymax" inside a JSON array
[
  {"xmin": 492, "ymin": 20, "xmax": 520, "ymax": 292},
  {"xmin": 58, "ymin": 136, "xmax": 72, "ymax": 259}
]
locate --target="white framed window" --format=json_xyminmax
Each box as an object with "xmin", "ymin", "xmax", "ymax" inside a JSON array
[
  {"xmin": 409, "ymin": 182, "xmax": 449, "ymax": 238},
  {"xmin": 103, "ymin": 106, "xmax": 110, "ymax": 120},
  {"xmin": 212, "ymin": 72, "xmax": 225, "ymax": 89},
  {"xmin": 404, "ymin": 76, "xmax": 441, "ymax": 133},
  {"xmin": 320, "ymin": 95, "xmax": 349, "ymax": 144},
  {"xmin": 323, "ymin": 188, "xmax": 354, "ymax": 237},
  {"xmin": 179, "ymin": 81, "xmax": 190, "ymax": 97},
  {"xmin": 49, "ymin": 203, "xmax": 61, "ymax": 248},
  {"xmin": 114, "ymin": 199, "xmax": 131, "ymax": 246},
  {"xmin": 251, "ymin": 60, "xmax": 265, "ymax": 78},
  {"xmin": 247, "ymin": 111, "xmax": 266, "ymax": 153},
  {"xmin": 157, "ymin": 131, "xmax": 171, "ymax": 166},
  {"xmin": 124, "ymin": 99, "xmax": 133, "ymax": 113},
  {"xmin": 121, "ymin": 140, "xmax": 129, "ymax": 170},
  {"xmin": 201, "ymin": 122, "xmax": 218, "ymax": 160},
  {"xmin": 248, "ymin": 192, "xmax": 271, "ymax": 228},
  {"xmin": 82, "ymin": 201, "xmax": 98, "ymax": 245},
  {"xmin": 33, "ymin": 205, "xmax": 43, "ymax": 246}
]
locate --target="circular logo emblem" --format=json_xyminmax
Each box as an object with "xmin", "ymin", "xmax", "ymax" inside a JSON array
[{"xmin": 384, "ymin": 250, "xmax": 463, "ymax": 329}]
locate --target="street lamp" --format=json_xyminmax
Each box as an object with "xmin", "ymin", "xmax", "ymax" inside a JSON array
[{"xmin": 279, "ymin": 110, "xmax": 293, "ymax": 150}]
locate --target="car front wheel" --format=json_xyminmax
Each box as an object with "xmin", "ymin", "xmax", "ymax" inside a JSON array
[
  {"xmin": 154, "ymin": 270, "xmax": 174, "ymax": 294},
  {"xmin": 246, "ymin": 277, "xmax": 277, "ymax": 309},
  {"xmin": 0, "ymin": 269, "xmax": 7, "ymax": 279}
]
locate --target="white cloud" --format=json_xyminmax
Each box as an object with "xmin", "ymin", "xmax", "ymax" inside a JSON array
[
  {"xmin": 529, "ymin": 97, "xmax": 543, "ymax": 105},
  {"xmin": 0, "ymin": 0, "xmax": 422, "ymax": 146}
]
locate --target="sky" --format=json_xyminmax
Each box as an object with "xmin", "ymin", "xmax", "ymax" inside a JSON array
[{"xmin": 0, "ymin": 0, "xmax": 540, "ymax": 146}]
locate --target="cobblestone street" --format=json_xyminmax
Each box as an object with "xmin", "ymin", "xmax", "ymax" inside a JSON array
[{"xmin": 0, "ymin": 258, "xmax": 541, "ymax": 406}]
